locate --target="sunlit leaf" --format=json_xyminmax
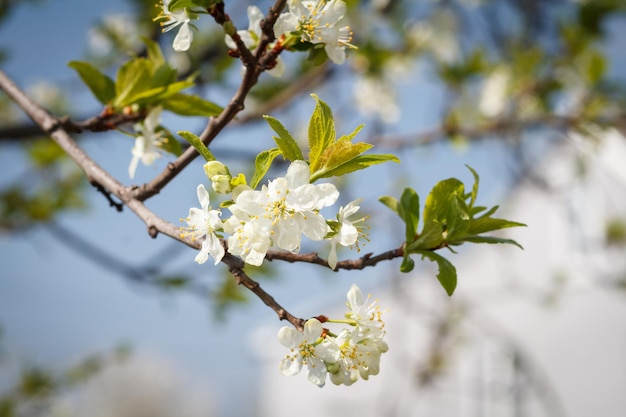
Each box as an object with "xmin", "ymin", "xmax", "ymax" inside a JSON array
[
  {"xmin": 68, "ymin": 61, "xmax": 115, "ymax": 105},
  {"xmin": 263, "ymin": 115, "xmax": 304, "ymax": 161},
  {"xmin": 161, "ymin": 93, "xmax": 223, "ymax": 117},
  {"xmin": 308, "ymin": 94, "xmax": 335, "ymax": 172},
  {"xmin": 178, "ymin": 130, "xmax": 215, "ymax": 161},
  {"xmin": 417, "ymin": 250, "xmax": 457, "ymax": 296},
  {"xmin": 250, "ymin": 148, "xmax": 281, "ymax": 189}
]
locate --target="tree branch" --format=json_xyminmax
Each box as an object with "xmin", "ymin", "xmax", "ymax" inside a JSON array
[
  {"xmin": 131, "ymin": 0, "xmax": 288, "ymax": 202},
  {"xmin": 265, "ymin": 246, "xmax": 405, "ymax": 271},
  {"xmin": 0, "ymin": 68, "xmax": 309, "ymax": 329}
]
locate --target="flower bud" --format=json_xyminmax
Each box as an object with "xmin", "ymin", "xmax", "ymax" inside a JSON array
[
  {"xmin": 204, "ymin": 160, "xmax": 230, "ymax": 179},
  {"xmin": 211, "ymin": 174, "xmax": 232, "ymax": 194}
]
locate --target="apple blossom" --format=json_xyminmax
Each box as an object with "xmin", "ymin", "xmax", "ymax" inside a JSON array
[
  {"xmin": 275, "ymin": 0, "xmax": 355, "ymax": 64},
  {"xmin": 226, "ymin": 160, "xmax": 339, "ymax": 264},
  {"xmin": 154, "ymin": 0, "xmax": 196, "ymax": 52},
  {"xmin": 345, "ymin": 283, "xmax": 386, "ymax": 339},
  {"xmin": 327, "ymin": 198, "xmax": 368, "ymax": 269},
  {"xmin": 180, "ymin": 184, "xmax": 225, "ymax": 265},
  {"xmin": 128, "ymin": 106, "xmax": 164, "ymax": 179},
  {"xmin": 278, "ymin": 318, "xmax": 340, "ymax": 387}
]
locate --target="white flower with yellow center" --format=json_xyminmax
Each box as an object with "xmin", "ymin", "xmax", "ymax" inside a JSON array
[
  {"xmin": 154, "ymin": 0, "xmax": 196, "ymax": 52},
  {"xmin": 278, "ymin": 318, "xmax": 340, "ymax": 387},
  {"xmin": 129, "ymin": 107, "xmax": 164, "ymax": 179},
  {"xmin": 180, "ymin": 184, "xmax": 225, "ymax": 265},
  {"xmin": 345, "ymin": 284, "xmax": 386, "ymax": 340},
  {"xmin": 326, "ymin": 198, "xmax": 368, "ymax": 269},
  {"xmin": 275, "ymin": 0, "xmax": 355, "ymax": 64},
  {"xmin": 227, "ymin": 160, "xmax": 338, "ymax": 263},
  {"xmin": 328, "ymin": 329, "xmax": 385, "ymax": 385}
]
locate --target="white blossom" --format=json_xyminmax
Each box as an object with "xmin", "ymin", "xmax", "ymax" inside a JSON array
[
  {"xmin": 155, "ymin": 0, "xmax": 195, "ymax": 52},
  {"xmin": 226, "ymin": 160, "xmax": 338, "ymax": 265},
  {"xmin": 327, "ymin": 198, "xmax": 367, "ymax": 269},
  {"xmin": 180, "ymin": 185, "xmax": 225, "ymax": 265},
  {"xmin": 278, "ymin": 318, "xmax": 340, "ymax": 387},
  {"xmin": 328, "ymin": 328, "xmax": 385, "ymax": 385},
  {"xmin": 128, "ymin": 107, "xmax": 164, "ymax": 179},
  {"xmin": 479, "ymin": 68, "xmax": 510, "ymax": 118},
  {"xmin": 275, "ymin": 0, "xmax": 354, "ymax": 64},
  {"xmin": 345, "ymin": 283, "xmax": 386, "ymax": 340}
]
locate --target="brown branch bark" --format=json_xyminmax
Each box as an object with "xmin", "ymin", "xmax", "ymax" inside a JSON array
[{"xmin": 265, "ymin": 246, "xmax": 405, "ymax": 271}]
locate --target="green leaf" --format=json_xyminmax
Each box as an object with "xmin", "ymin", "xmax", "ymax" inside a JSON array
[
  {"xmin": 308, "ymin": 94, "xmax": 335, "ymax": 172},
  {"xmin": 416, "ymin": 250, "xmax": 457, "ymax": 296},
  {"xmin": 400, "ymin": 254, "xmax": 415, "ymax": 272},
  {"xmin": 585, "ymin": 50, "xmax": 606, "ymax": 85},
  {"xmin": 399, "ymin": 187, "xmax": 419, "ymax": 243},
  {"xmin": 263, "ymin": 115, "xmax": 304, "ymax": 161},
  {"xmin": 422, "ymin": 178, "xmax": 465, "ymax": 225},
  {"xmin": 177, "ymin": 131, "xmax": 215, "ymax": 161},
  {"xmin": 337, "ymin": 124, "xmax": 364, "ymax": 143},
  {"xmin": 310, "ymin": 154, "xmax": 399, "ymax": 182},
  {"xmin": 114, "ymin": 58, "xmax": 152, "ymax": 108},
  {"xmin": 123, "ymin": 79, "xmax": 194, "ymax": 107},
  {"xmin": 143, "ymin": 37, "xmax": 165, "ymax": 69},
  {"xmin": 466, "ymin": 164, "xmax": 479, "ymax": 209},
  {"xmin": 467, "ymin": 217, "xmax": 526, "ymax": 235},
  {"xmin": 406, "ymin": 220, "xmax": 444, "ymax": 251},
  {"xmin": 462, "ymin": 235, "xmax": 524, "ymax": 250},
  {"xmin": 68, "ymin": 61, "xmax": 115, "ymax": 105},
  {"xmin": 161, "ymin": 93, "xmax": 223, "ymax": 117},
  {"xmin": 379, "ymin": 195, "xmax": 400, "ymax": 217},
  {"xmin": 150, "ymin": 63, "xmax": 178, "ymax": 88},
  {"xmin": 445, "ymin": 193, "xmax": 471, "ymax": 241},
  {"xmin": 250, "ymin": 148, "xmax": 282, "ymax": 189}
]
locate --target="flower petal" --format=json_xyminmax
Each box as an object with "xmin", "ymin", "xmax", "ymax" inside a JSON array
[
  {"xmin": 280, "ymin": 356, "xmax": 303, "ymax": 376},
  {"xmin": 196, "ymin": 184, "xmax": 211, "ymax": 211},
  {"xmin": 286, "ymin": 161, "xmax": 311, "ymax": 189},
  {"xmin": 173, "ymin": 22, "xmax": 193, "ymax": 51}
]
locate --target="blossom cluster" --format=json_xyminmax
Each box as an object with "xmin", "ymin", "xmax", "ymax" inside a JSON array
[
  {"xmin": 179, "ymin": 160, "xmax": 367, "ymax": 269},
  {"xmin": 278, "ymin": 284, "xmax": 388, "ymax": 387},
  {"xmin": 157, "ymin": 0, "xmax": 355, "ymax": 66}
]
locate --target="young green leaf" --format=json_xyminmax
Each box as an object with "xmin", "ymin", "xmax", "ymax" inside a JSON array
[
  {"xmin": 143, "ymin": 37, "xmax": 165, "ymax": 70},
  {"xmin": 422, "ymin": 178, "xmax": 465, "ymax": 225},
  {"xmin": 114, "ymin": 58, "xmax": 152, "ymax": 108},
  {"xmin": 379, "ymin": 195, "xmax": 400, "ymax": 217},
  {"xmin": 250, "ymin": 148, "xmax": 282, "ymax": 189},
  {"xmin": 406, "ymin": 220, "xmax": 444, "ymax": 251},
  {"xmin": 123, "ymin": 79, "xmax": 194, "ymax": 107},
  {"xmin": 416, "ymin": 250, "xmax": 457, "ymax": 296},
  {"xmin": 68, "ymin": 61, "xmax": 115, "ymax": 105},
  {"xmin": 177, "ymin": 131, "xmax": 215, "ymax": 162},
  {"xmin": 466, "ymin": 164, "xmax": 480, "ymax": 209},
  {"xmin": 400, "ymin": 253, "xmax": 415, "ymax": 273},
  {"xmin": 308, "ymin": 94, "xmax": 335, "ymax": 172},
  {"xmin": 462, "ymin": 235, "xmax": 524, "ymax": 250},
  {"xmin": 160, "ymin": 93, "xmax": 222, "ymax": 117},
  {"xmin": 399, "ymin": 187, "xmax": 420, "ymax": 243},
  {"xmin": 310, "ymin": 154, "xmax": 400, "ymax": 182},
  {"xmin": 263, "ymin": 115, "xmax": 304, "ymax": 161},
  {"xmin": 466, "ymin": 217, "xmax": 526, "ymax": 236}
]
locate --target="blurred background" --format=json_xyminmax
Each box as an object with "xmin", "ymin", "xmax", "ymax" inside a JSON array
[{"xmin": 1, "ymin": 0, "xmax": 625, "ymax": 416}]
